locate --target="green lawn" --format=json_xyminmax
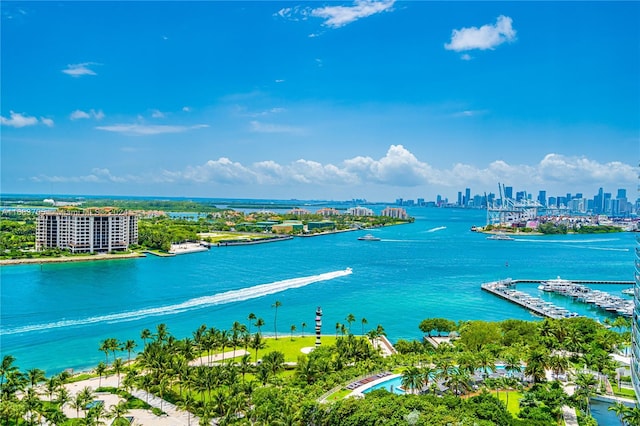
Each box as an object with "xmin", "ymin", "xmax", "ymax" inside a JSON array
[
  {"xmin": 612, "ymin": 383, "xmax": 636, "ymax": 398},
  {"xmin": 496, "ymin": 390, "xmax": 522, "ymax": 415},
  {"xmin": 325, "ymin": 388, "xmax": 352, "ymax": 402},
  {"xmin": 255, "ymin": 335, "xmax": 338, "ymax": 362}
]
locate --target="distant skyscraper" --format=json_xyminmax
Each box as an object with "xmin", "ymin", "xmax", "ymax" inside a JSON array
[
  {"xmin": 465, "ymin": 188, "xmax": 471, "ymax": 207},
  {"xmin": 504, "ymin": 186, "xmax": 513, "ymax": 200},
  {"xmin": 457, "ymin": 191, "xmax": 462, "ymax": 206},
  {"xmin": 594, "ymin": 187, "xmax": 604, "ymax": 214},
  {"xmin": 618, "ymin": 188, "xmax": 627, "ymax": 199},
  {"xmin": 537, "ymin": 190, "xmax": 547, "ymax": 207}
]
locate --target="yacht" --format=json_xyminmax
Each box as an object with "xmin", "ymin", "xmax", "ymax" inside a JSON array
[
  {"xmin": 358, "ymin": 234, "xmax": 381, "ymax": 241},
  {"xmin": 486, "ymin": 232, "xmax": 514, "ymax": 241}
]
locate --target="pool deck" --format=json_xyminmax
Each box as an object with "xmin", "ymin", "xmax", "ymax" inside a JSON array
[{"xmin": 347, "ymin": 372, "xmax": 402, "ymax": 397}]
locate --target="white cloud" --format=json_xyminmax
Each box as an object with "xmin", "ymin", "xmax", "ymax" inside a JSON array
[
  {"xmin": 29, "ymin": 148, "xmax": 635, "ymax": 196},
  {"xmin": 445, "ymin": 15, "xmax": 516, "ymax": 52},
  {"xmin": 277, "ymin": 0, "xmax": 394, "ymax": 29},
  {"xmin": 40, "ymin": 117, "xmax": 54, "ymax": 127},
  {"xmin": 151, "ymin": 109, "xmax": 166, "ymax": 118},
  {"xmin": 62, "ymin": 62, "xmax": 99, "ymax": 77},
  {"xmin": 182, "ymin": 106, "xmax": 191, "ymax": 112},
  {"xmin": 249, "ymin": 120, "xmax": 302, "ymax": 134},
  {"xmin": 31, "ymin": 168, "xmax": 129, "ymax": 184},
  {"xmin": 179, "ymin": 158, "xmax": 257, "ymax": 184},
  {"xmin": 1, "ymin": 111, "xmax": 52, "ymax": 128},
  {"xmin": 95, "ymin": 123, "xmax": 209, "ymax": 136},
  {"xmin": 70, "ymin": 109, "xmax": 104, "ymax": 121},
  {"xmin": 311, "ymin": 0, "xmax": 395, "ymax": 28}
]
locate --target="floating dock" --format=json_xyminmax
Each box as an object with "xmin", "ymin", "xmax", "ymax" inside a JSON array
[
  {"xmin": 481, "ymin": 278, "xmax": 634, "ymax": 319},
  {"xmin": 481, "ymin": 279, "xmax": 579, "ymax": 319}
]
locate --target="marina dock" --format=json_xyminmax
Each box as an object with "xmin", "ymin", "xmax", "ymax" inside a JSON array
[
  {"xmin": 481, "ymin": 278, "xmax": 634, "ymax": 319},
  {"xmin": 481, "ymin": 279, "xmax": 580, "ymax": 319}
]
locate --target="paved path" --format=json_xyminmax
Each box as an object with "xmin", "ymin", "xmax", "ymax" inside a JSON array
[
  {"xmin": 545, "ymin": 369, "xmax": 578, "ymax": 426},
  {"xmin": 189, "ymin": 349, "xmax": 249, "ymax": 367},
  {"xmin": 131, "ymin": 389, "xmax": 202, "ymax": 426}
]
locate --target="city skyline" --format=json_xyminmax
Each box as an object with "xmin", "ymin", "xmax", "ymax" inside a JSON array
[{"xmin": 1, "ymin": 1, "xmax": 638, "ymax": 201}]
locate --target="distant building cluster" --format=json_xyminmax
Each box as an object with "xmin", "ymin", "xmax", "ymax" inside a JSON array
[
  {"xmin": 380, "ymin": 207, "xmax": 409, "ymax": 219},
  {"xmin": 345, "ymin": 206, "xmax": 375, "ymax": 216},
  {"xmin": 36, "ymin": 209, "xmax": 138, "ymax": 253},
  {"xmin": 395, "ymin": 185, "xmax": 637, "ymax": 217}
]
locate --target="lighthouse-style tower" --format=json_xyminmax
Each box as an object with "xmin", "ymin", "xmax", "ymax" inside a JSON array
[{"xmin": 314, "ymin": 306, "xmax": 323, "ymax": 347}]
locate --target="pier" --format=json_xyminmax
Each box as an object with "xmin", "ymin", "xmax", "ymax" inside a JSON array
[
  {"xmin": 507, "ymin": 279, "xmax": 633, "ymax": 286},
  {"xmin": 481, "ymin": 278, "xmax": 634, "ymax": 319},
  {"xmin": 482, "ymin": 279, "xmax": 580, "ymax": 319}
]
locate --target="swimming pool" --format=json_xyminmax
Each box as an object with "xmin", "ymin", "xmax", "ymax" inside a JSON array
[{"xmin": 363, "ymin": 376, "xmax": 406, "ymax": 395}]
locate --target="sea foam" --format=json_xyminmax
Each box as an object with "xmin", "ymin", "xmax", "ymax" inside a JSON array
[{"xmin": 1, "ymin": 268, "xmax": 352, "ymax": 335}]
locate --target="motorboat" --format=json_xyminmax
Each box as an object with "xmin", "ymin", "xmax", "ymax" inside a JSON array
[
  {"xmin": 486, "ymin": 232, "xmax": 514, "ymax": 241},
  {"xmin": 358, "ymin": 234, "xmax": 381, "ymax": 241}
]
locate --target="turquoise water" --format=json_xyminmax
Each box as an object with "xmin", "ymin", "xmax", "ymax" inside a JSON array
[
  {"xmin": 363, "ymin": 376, "xmax": 405, "ymax": 394},
  {"xmin": 590, "ymin": 399, "xmax": 635, "ymax": 425},
  {"xmin": 0, "ymin": 208, "xmax": 635, "ymax": 374}
]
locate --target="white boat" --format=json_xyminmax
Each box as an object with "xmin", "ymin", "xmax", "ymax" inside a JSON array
[
  {"xmin": 538, "ymin": 276, "xmax": 574, "ymax": 292},
  {"xmin": 486, "ymin": 232, "xmax": 514, "ymax": 241},
  {"xmin": 358, "ymin": 234, "xmax": 381, "ymax": 241}
]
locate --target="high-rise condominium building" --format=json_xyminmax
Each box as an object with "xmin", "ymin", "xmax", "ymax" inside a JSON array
[
  {"xmin": 36, "ymin": 209, "xmax": 138, "ymax": 253},
  {"xmin": 633, "ymin": 234, "xmax": 640, "ymax": 401}
]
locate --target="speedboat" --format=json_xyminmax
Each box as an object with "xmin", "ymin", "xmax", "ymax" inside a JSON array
[{"xmin": 358, "ymin": 234, "xmax": 381, "ymax": 241}]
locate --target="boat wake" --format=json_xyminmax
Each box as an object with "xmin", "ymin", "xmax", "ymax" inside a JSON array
[
  {"xmin": 1, "ymin": 268, "xmax": 352, "ymax": 336},
  {"xmin": 426, "ymin": 226, "xmax": 446, "ymax": 233},
  {"xmin": 585, "ymin": 246, "xmax": 629, "ymax": 252}
]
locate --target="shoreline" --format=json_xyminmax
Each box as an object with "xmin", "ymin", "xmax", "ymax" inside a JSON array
[{"xmin": 0, "ymin": 251, "xmax": 146, "ymax": 266}]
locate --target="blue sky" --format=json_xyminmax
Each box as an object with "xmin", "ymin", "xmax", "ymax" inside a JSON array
[{"xmin": 1, "ymin": 1, "xmax": 638, "ymax": 202}]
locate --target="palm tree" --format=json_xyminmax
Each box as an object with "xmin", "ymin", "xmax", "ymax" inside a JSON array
[
  {"xmin": 290, "ymin": 324, "xmax": 296, "ymax": 340},
  {"xmin": 0, "ymin": 355, "xmax": 17, "ymax": 398},
  {"xmin": 548, "ymin": 353, "xmax": 569, "ymax": 380},
  {"xmin": 608, "ymin": 401, "xmax": 629, "ymax": 425},
  {"xmin": 524, "ymin": 348, "xmax": 549, "ymax": 384},
  {"xmin": 345, "ymin": 313, "xmax": 356, "ymax": 334},
  {"xmin": 622, "ymin": 405, "xmax": 640, "ymax": 426},
  {"xmin": 95, "ymin": 362, "xmax": 107, "ymax": 388},
  {"xmin": 108, "ymin": 400, "xmax": 130, "ymax": 426},
  {"xmin": 112, "ymin": 358, "xmax": 124, "ymax": 389},
  {"xmin": 155, "ymin": 323, "xmax": 169, "ymax": 342},
  {"xmin": 46, "ymin": 375, "xmax": 61, "ymax": 401},
  {"xmin": 361, "ymin": 317, "xmax": 368, "ymax": 336},
  {"xmin": 99, "ymin": 339, "xmax": 111, "ymax": 366},
  {"xmin": 574, "ymin": 372, "xmax": 597, "ymax": 416},
  {"xmin": 402, "ymin": 366, "xmax": 423, "ymax": 394},
  {"xmin": 446, "ymin": 369, "xmax": 471, "ymax": 397},
  {"xmin": 301, "ymin": 322, "xmax": 307, "ymax": 337},
  {"xmin": 254, "ymin": 317, "xmax": 265, "ymax": 335},
  {"xmin": 176, "ymin": 393, "xmax": 196, "ymax": 426},
  {"xmin": 123, "ymin": 340, "xmax": 137, "ymax": 364},
  {"xmin": 140, "ymin": 328, "xmax": 151, "ymax": 348},
  {"xmin": 250, "ymin": 332, "xmax": 266, "ymax": 363},
  {"xmin": 272, "ymin": 300, "xmax": 282, "ymax": 339},
  {"xmin": 239, "ymin": 353, "xmax": 253, "ymax": 381},
  {"xmin": 218, "ymin": 329, "xmax": 230, "ymax": 361},
  {"xmin": 26, "ymin": 368, "xmax": 46, "ymax": 388},
  {"xmin": 477, "ymin": 350, "xmax": 495, "ymax": 378},
  {"xmin": 248, "ymin": 313, "xmax": 256, "ymax": 335},
  {"xmin": 335, "ymin": 322, "xmax": 341, "ymax": 338}
]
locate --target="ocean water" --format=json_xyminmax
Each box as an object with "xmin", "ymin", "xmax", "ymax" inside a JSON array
[{"xmin": 0, "ymin": 208, "xmax": 635, "ymax": 374}]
